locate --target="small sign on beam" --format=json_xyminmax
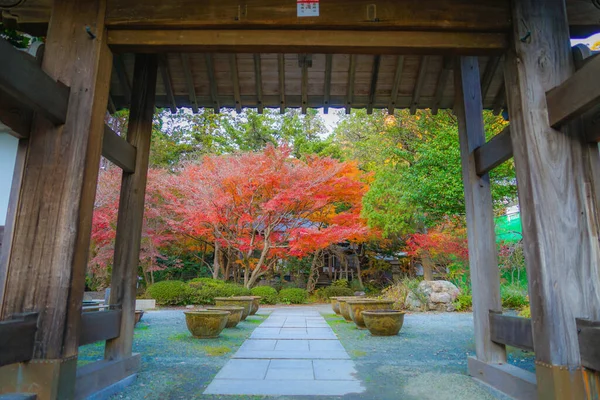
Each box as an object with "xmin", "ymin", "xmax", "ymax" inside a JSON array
[{"xmin": 297, "ymin": 0, "xmax": 319, "ymax": 17}]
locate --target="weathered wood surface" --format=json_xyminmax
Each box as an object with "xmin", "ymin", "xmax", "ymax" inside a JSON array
[
  {"xmin": 474, "ymin": 126, "xmax": 512, "ymax": 176},
  {"xmin": 79, "ymin": 310, "xmax": 122, "ymax": 347},
  {"xmin": 107, "ymin": 30, "xmax": 507, "ymax": 55},
  {"xmin": 0, "ymin": 226, "xmax": 4, "ymax": 255},
  {"xmin": 102, "ymin": 125, "xmax": 136, "ymax": 173},
  {"xmin": 105, "ymin": 54, "xmax": 157, "ymax": 361},
  {"xmin": 489, "ymin": 312, "xmax": 534, "ymax": 352},
  {"xmin": 74, "ymin": 353, "xmax": 140, "ymax": 400},
  {"xmin": 0, "ymin": 313, "xmax": 38, "ymax": 367},
  {"xmin": 576, "ymin": 319, "xmax": 600, "ymax": 372},
  {"xmin": 468, "ymin": 357, "xmax": 537, "ymax": 400},
  {"xmin": 455, "ymin": 56, "xmax": 506, "ymax": 364},
  {"xmin": 546, "ymin": 53, "xmax": 600, "ymax": 128},
  {"xmin": 0, "ymin": 38, "xmax": 69, "ymax": 126},
  {"xmin": 504, "ymin": 0, "xmax": 600, "ymax": 396}
]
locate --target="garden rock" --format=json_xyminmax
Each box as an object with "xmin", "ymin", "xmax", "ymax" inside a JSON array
[{"xmin": 406, "ymin": 281, "xmax": 460, "ymax": 312}]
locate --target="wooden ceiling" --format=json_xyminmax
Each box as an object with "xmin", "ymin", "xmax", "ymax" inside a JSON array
[{"xmin": 2, "ymin": 0, "xmax": 599, "ymax": 114}]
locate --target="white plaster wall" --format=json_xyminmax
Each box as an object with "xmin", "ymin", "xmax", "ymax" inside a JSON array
[{"xmin": 0, "ymin": 133, "xmax": 19, "ymax": 225}]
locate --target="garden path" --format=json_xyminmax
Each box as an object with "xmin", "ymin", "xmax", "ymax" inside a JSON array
[{"xmin": 204, "ymin": 307, "xmax": 365, "ymax": 396}]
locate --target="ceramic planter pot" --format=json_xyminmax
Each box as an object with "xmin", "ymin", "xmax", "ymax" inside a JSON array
[
  {"xmin": 347, "ymin": 299, "xmax": 395, "ymax": 329},
  {"xmin": 362, "ymin": 310, "xmax": 405, "ymax": 336},
  {"xmin": 338, "ymin": 297, "xmax": 364, "ymax": 322},
  {"xmin": 134, "ymin": 310, "xmax": 144, "ymax": 326},
  {"xmin": 206, "ymin": 306, "xmax": 244, "ymax": 328},
  {"xmin": 184, "ymin": 310, "xmax": 230, "ymax": 338},
  {"xmin": 249, "ymin": 296, "xmax": 262, "ymax": 315},
  {"xmin": 330, "ymin": 297, "xmax": 341, "ymax": 315},
  {"xmin": 214, "ymin": 297, "xmax": 254, "ymax": 320}
]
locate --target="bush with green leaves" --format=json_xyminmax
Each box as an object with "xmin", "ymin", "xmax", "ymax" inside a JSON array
[
  {"xmin": 187, "ymin": 278, "xmax": 250, "ymax": 305},
  {"xmin": 251, "ymin": 286, "xmax": 279, "ymax": 304},
  {"xmin": 453, "ymin": 293, "xmax": 473, "ymax": 311},
  {"xmin": 278, "ymin": 288, "xmax": 308, "ymax": 304},
  {"xmin": 501, "ymin": 283, "xmax": 529, "ymax": 309},
  {"xmin": 146, "ymin": 280, "xmax": 189, "ymax": 305},
  {"xmin": 331, "ymin": 279, "xmax": 349, "ymax": 288},
  {"xmin": 321, "ymin": 286, "xmax": 354, "ymax": 300}
]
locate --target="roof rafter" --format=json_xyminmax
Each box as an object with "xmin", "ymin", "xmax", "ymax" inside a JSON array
[
  {"xmin": 278, "ymin": 54, "xmax": 286, "ymax": 114},
  {"xmin": 410, "ymin": 55, "xmax": 429, "ymax": 114},
  {"xmin": 230, "ymin": 54, "xmax": 242, "ymax": 113},
  {"xmin": 254, "ymin": 54, "xmax": 263, "ymax": 114},
  {"xmin": 345, "ymin": 55, "xmax": 357, "ymax": 115},
  {"xmin": 205, "ymin": 53, "xmax": 220, "ymax": 113},
  {"xmin": 180, "ymin": 53, "xmax": 198, "ymax": 113},
  {"xmin": 388, "ymin": 55, "xmax": 404, "ymax": 114},
  {"xmin": 158, "ymin": 55, "xmax": 177, "ymax": 113},
  {"xmin": 367, "ymin": 55, "xmax": 381, "ymax": 115},
  {"xmin": 323, "ymin": 54, "xmax": 332, "ymax": 114}
]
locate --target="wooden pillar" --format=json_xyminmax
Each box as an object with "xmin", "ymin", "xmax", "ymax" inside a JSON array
[
  {"xmin": 454, "ymin": 57, "xmax": 506, "ymax": 364},
  {"xmin": 504, "ymin": 0, "xmax": 600, "ymax": 398},
  {"xmin": 105, "ymin": 54, "xmax": 157, "ymax": 361},
  {"xmin": 0, "ymin": 1, "xmax": 112, "ymax": 398}
]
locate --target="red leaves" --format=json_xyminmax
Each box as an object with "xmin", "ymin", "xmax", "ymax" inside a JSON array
[{"xmin": 406, "ymin": 226, "xmax": 469, "ymax": 262}]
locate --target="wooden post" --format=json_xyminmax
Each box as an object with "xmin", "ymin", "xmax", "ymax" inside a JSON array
[
  {"xmin": 105, "ymin": 54, "xmax": 157, "ymax": 361},
  {"xmin": 504, "ymin": 0, "xmax": 600, "ymax": 398},
  {"xmin": 0, "ymin": 1, "xmax": 112, "ymax": 398},
  {"xmin": 454, "ymin": 57, "xmax": 506, "ymax": 364}
]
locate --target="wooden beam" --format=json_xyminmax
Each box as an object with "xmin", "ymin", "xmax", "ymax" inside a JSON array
[
  {"xmin": 0, "ymin": 313, "xmax": 38, "ymax": 367},
  {"xmin": 107, "ymin": 95, "xmax": 117, "ymax": 114},
  {"xmin": 301, "ymin": 55, "xmax": 308, "ymax": 115},
  {"xmin": 159, "ymin": 55, "xmax": 176, "ymax": 114},
  {"xmin": 75, "ymin": 354, "xmax": 140, "ymax": 400},
  {"xmin": 489, "ymin": 312, "xmax": 534, "ymax": 352},
  {"xmin": 254, "ymin": 54, "xmax": 263, "ymax": 114},
  {"xmin": 108, "ymin": 30, "xmax": 507, "ymax": 55},
  {"xmin": 277, "ymin": 54, "xmax": 286, "ymax": 114},
  {"xmin": 455, "ymin": 56, "xmax": 506, "ymax": 366},
  {"xmin": 105, "ymin": 54, "xmax": 158, "ymax": 362},
  {"xmin": 546, "ymin": 53, "xmax": 600, "ymax": 128},
  {"xmin": 230, "ymin": 54, "xmax": 242, "ymax": 113},
  {"xmin": 480, "ymin": 56, "xmax": 501, "ymax": 101},
  {"xmin": 576, "ymin": 319, "xmax": 600, "ymax": 372},
  {"xmin": 504, "ymin": 1, "xmax": 600, "ymax": 397},
  {"xmin": 345, "ymin": 55, "xmax": 356, "ymax": 115},
  {"xmin": 79, "ymin": 310, "xmax": 122, "ymax": 346},
  {"xmin": 205, "ymin": 53, "xmax": 220, "ymax": 114},
  {"xmin": 367, "ymin": 55, "xmax": 381, "ymax": 115},
  {"xmin": 102, "ymin": 125, "xmax": 137, "ymax": 173},
  {"xmin": 323, "ymin": 54, "xmax": 332, "ymax": 114},
  {"xmin": 0, "ymin": 37, "xmax": 69, "ymax": 126},
  {"xmin": 474, "ymin": 126, "xmax": 512, "ymax": 176},
  {"xmin": 468, "ymin": 357, "xmax": 537, "ymax": 400},
  {"xmin": 0, "ymin": 0, "xmax": 112, "ymax": 397},
  {"xmin": 432, "ymin": 56, "xmax": 452, "ymax": 115},
  {"xmin": 113, "ymin": 54, "xmax": 131, "ymax": 105},
  {"xmin": 410, "ymin": 56, "xmax": 429, "ymax": 114},
  {"xmin": 584, "ymin": 106, "xmax": 600, "ymax": 142},
  {"xmin": 180, "ymin": 54, "xmax": 198, "ymax": 113},
  {"xmin": 388, "ymin": 56, "xmax": 404, "ymax": 114},
  {"xmin": 104, "ymin": 0, "xmax": 511, "ymax": 31},
  {"xmin": 492, "ymin": 84, "xmax": 505, "ymax": 116}
]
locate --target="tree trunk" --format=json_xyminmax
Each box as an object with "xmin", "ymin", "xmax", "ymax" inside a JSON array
[
  {"xmin": 212, "ymin": 240, "xmax": 220, "ymax": 279},
  {"xmin": 353, "ymin": 246, "xmax": 365, "ymax": 290},
  {"xmin": 306, "ymin": 249, "xmax": 322, "ymax": 293},
  {"xmin": 422, "ymin": 255, "xmax": 434, "ymax": 281}
]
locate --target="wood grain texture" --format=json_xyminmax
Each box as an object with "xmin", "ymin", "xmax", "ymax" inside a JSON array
[
  {"xmin": 489, "ymin": 312, "xmax": 534, "ymax": 352},
  {"xmin": 102, "ymin": 125, "xmax": 136, "ymax": 173},
  {"xmin": 504, "ymin": 0, "xmax": 600, "ymax": 395},
  {"xmin": 107, "ymin": 30, "xmax": 507, "ymax": 55},
  {"xmin": 576, "ymin": 319, "xmax": 600, "ymax": 372},
  {"xmin": 75, "ymin": 353, "xmax": 140, "ymax": 400},
  {"xmin": 455, "ymin": 56, "xmax": 506, "ymax": 364},
  {"xmin": 0, "ymin": 0, "xmax": 112, "ymax": 362},
  {"xmin": 0, "ymin": 312, "xmax": 38, "ymax": 367},
  {"xmin": 180, "ymin": 54, "xmax": 198, "ymax": 113},
  {"xmin": 104, "ymin": 54, "xmax": 157, "ymax": 361},
  {"xmin": 474, "ymin": 126, "xmax": 512, "ymax": 176},
  {"xmin": 468, "ymin": 357, "xmax": 537, "ymax": 400},
  {"xmin": 79, "ymin": 310, "xmax": 122, "ymax": 347},
  {"xmin": 546, "ymin": 53, "xmax": 600, "ymax": 128},
  {"xmin": 0, "ymin": 38, "xmax": 69, "ymax": 125}
]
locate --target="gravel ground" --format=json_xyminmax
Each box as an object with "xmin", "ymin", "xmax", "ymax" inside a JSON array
[{"xmin": 78, "ymin": 306, "xmax": 535, "ymax": 400}]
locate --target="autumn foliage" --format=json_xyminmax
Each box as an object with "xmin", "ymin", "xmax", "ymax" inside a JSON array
[{"xmin": 89, "ymin": 146, "xmax": 371, "ymax": 288}]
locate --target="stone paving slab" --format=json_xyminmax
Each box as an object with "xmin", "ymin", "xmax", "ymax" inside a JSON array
[{"xmin": 204, "ymin": 306, "xmax": 364, "ymax": 396}]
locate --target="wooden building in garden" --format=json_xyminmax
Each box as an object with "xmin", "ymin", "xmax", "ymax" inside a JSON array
[{"xmin": 0, "ymin": 0, "xmax": 599, "ymax": 399}]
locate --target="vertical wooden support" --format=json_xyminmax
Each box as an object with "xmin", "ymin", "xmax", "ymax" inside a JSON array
[
  {"xmin": 105, "ymin": 54, "xmax": 157, "ymax": 361},
  {"xmin": 455, "ymin": 57, "xmax": 506, "ymax": 364},
  {"xmin": 504, "ymin": 1, "xmax": 600, "ymax": 398},
  {"xmin": 0, "ymin": 1, "xmax": 112, "ymax": 398}
]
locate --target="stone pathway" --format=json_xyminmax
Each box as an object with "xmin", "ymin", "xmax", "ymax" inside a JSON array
[{"xmin": 204, "ymin": 307, "xmax": 365, "ymax": 396}]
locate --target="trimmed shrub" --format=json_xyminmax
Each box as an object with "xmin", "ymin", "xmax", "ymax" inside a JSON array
[
  {"xmin": 518, "ymin": 305, "xmax": 531, "ymax": 318},
  {"xmin": 279, "ymin": 288, "xmax": 307, "ymax": 304},
  {"xmin": 453, "ymin": 293, "xmax": 473, "ymax": 311},
  {"xmin": 331, "ymin": 279, "xmax": 349, "ymax": 288},
  {"xmin": 321, "ymin": 286, "xmax": 354, "ymax": 300},
  {"xmin": 146, "ymin": 280, "xmax": 189, "ymax": 305},
  {"xmin": 251, "ymin": 286, "xmax": 279, "ymax": 304},
  {"xmin": 187, "ymin": 278, "xmax": 250, "ymax": 305}
]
